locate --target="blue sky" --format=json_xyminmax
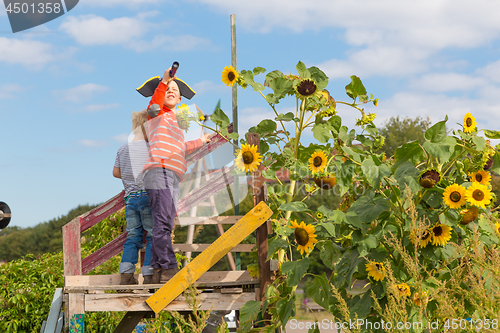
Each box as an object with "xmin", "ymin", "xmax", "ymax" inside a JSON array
[{"xmin": 2, "ymin": 0, "xmax": 500, "ymax": 228}]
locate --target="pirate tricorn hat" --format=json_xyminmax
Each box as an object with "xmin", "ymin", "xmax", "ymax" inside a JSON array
[{"xmin": 136, "ymin": 76, "xmax": 196, "ymax": 99}]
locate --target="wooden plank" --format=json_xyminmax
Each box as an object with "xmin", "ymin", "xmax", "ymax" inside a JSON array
[
  {"xmin": 80, "ymin": 191, "xmax": 125, "ymax": 232},
  {"xmin": 146, "ymin": 201, "xmax": 272, "ymax": 313},
  {"xmin": 185, "ymin": 124, "xmax": 233, "ymax": 167},
  {"xmin": 62, "ymin": 219, "xmax": 82, "ymax": 276},
  {"xmin": 174, "ymin": 243, "xmax": 255, "ymax": 253},
  {"xmin": 55, "ymin": 311, "xmax": 64, "ymax": 333},
  {"xmin": 86, "ymin": 292, "xmax": 255, "ymax": 312},
  {"xmin": 65, "ymin": 271, "xmax": 258, "ymax": 289},
  {"xmin": 81, "ymin": 232, "xmax": 126, "ymax": 275},
  {"xmin": 177, "ymin": 167, "xmax": 235, "ymax": 216},
  {"xmin": 68, "ymin": 293, "xmax": 85, "ymax": 333},
  {"xmin": 112, "ymin": 311, "xmax": 148, "ymax": 333},
  {"xmin": 43, "ymin": 288, "xmax": 63, "ymax": 333},
  {"xmin": 176, "ymin": 215, "xmax": 244, "ymax": 226}
]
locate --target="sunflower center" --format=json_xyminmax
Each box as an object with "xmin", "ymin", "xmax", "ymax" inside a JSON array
[
  {"xmin": 294, "ymin": 228, "xmax": 310, "ymax": 246},
  {"xmin": 475, "ymin": 174, "xmax": 483, "ymax": 182},
  {"xmin": 433, "ymin": 226, "xmax": 443, "ymax": 237},
  {"xmin": 375, "ymin": 263, "xmax": 383, "ymax": 271},
  {"xmin": 466, "ymin": 117, "xmax": 473, "ymax": 127},
  {"xmin": 450, "ymin": 191, "xmax": 462, "ymax": 202},
  {"xmin": 313, "ymin": 156, "xmax": 323, "ymax": 167},
  {"xmin": 472, "ymin": 189, "xmax": 484, "ymax": 201},
  {"xmin": 297, "ymin": 79, "xmax": 317, "ymax": 96},
  {"xmin": 422, "ymin": 231, "xmax": 430, "ymax": 241},
  {"xmin": 242, "ymin": 151, "xmax": 254, "ymax": 164},
  {"xmin": 228, "ymin": 72, "xmax": 236, "ymax": 81}
]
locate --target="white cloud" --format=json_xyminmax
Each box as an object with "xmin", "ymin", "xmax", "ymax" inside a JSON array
[
  {"xmin": 113, "ymin": 133, "xmax": 129, "ymax": 143},
  {"xmin": 59, "ymin": 15, "xmax": 147, "ymax": 46},
  {"xmin": 78, "ymin": 139, "xmax": 108, "ymax": 147},
  {"xmin": 0, "ymin": 37, "xmax": 55, "ymax": 68},
  {"xmin": 84, "ymin": 103, "xmax": 120, "ymax": 112},
  {"xmin": 131, "ymin": 34, "xmax": 211, "ymax": 52},
  {"xmin": 476, "ymin": 60, "xmax": 500, "ymax": 83},
  {"xmin": 54, "ymin": 83, "xmax": 110, "ymax": 103},
  {"xmin": 410, "ymin": 73, "xmax": 487, "ymax": 93},
  {"xmin": 192, "ymin": 80, "xmax": 226, "ymax": 95},
  {"xmin": 0, "ymin": 84, "xmax": 24, "ymax": 99}
]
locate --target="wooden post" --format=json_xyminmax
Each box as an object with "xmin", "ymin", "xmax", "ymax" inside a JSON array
[
  {"xmin": 248, "ymin": 133, "xmax": 272, "ymax": 324},
  {"xmin": 231, "ymin": 14, "xmax": 239, "ymax": 218},
  {"xmin": 68, "ymin": 293, "xmax": 85, "ymax": 333},
  {"xmin": 62, "ymin": 218, "xmax": 82, "ymax": 276}
]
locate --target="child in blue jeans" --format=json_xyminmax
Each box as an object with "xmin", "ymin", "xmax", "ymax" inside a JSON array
[{"xmin": 113, "ymin": 110, "xmax": 154, "ymax": 286}]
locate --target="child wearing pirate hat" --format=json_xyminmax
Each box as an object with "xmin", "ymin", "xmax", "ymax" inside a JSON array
[{"xmin": 138, "ymin": 65, "xmax": 210, "ymax": 283}]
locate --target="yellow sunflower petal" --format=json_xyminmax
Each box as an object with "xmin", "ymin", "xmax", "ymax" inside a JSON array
[
  {"xmin": 366, "ymin": 261, "xmax": 386, "ymax": 281},
  {"xmin": 463, "ymin": 112, "xmax": 477, "ymax": 133},
  {"xmin": 465, "ymin": 182, "xmax": 492, "ymax": 208},
  {"xmin": 308, "ymin": 151, "xmax": 328, "ymax": 174},
  {"xmin": 443, "ymin": 184, "xmax": 467, "ymax": 209},
  {"xmin": 430, "ymin": 223, "xmax": 452, "ymax": 246},
  {"xmin": 234, "ymin": 143, "xmax": 262, "ymax": 173},
  {"xmin": 221, "ymin": 65, "xmax": 239, "ymax": 87},
  {"xmin": 469, "ymin": 170, "xmax": 491, "ymax": 185}
]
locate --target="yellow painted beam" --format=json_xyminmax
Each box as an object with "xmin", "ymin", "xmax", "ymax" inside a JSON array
[{"xmin": 146, "ymin": 201, "xmax": 272, "ymax": 313}]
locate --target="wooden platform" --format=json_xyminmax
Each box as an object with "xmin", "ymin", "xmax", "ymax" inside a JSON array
[{"xmin": 64, "ymin": 270, "xmax": 259, "ymax": 313}]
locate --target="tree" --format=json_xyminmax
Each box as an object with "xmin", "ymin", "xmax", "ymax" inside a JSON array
[{"xmin": 378, "ymin": 115, "xmax": 431, "ymax": 157}]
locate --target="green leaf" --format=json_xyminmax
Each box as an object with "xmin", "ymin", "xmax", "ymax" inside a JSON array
[
  {"xmin": 255, "ymin": 119, "xmax": 277, "ymax": 137},
  {"xmin": 276, "ymin": 112, "xmax": 295, "ymax": 122},
  {"xmin": 277, "ymin": 296, "xmax": 295, "ymax": 329},
  {"xmin": 491, "ymin": 152, "xmax": 500, "ymax": 175},
  {"xmin": 239, "ymin": 300, "xmax": 261, "ymax": 331},
  {"xmin": 361, "ymin": 157, "xmax": 392, "ymax": 190},
  {"xmin": 253, "ymin": 67, "xmax": 266, "ymax": 75},
  {"xmin": 309, "ymin": 66, "xmax": 329, "ymax": 91},
  {"xmin": 364, "ymin": 234, "xmax": 378, "ymax": 249},
  {"xmin": 472, "ymin": 135, "xmax": 486, "ymax": 151},
  {"xmin": 392, "ymin": 140, "xmax": 424, "ymax": 171},
  {"xmin": 484, "ymin": 129, "xmax": 500, "ymax": 139},
  {"xmin": 319, "ymin": 241, "xmax": 342, "ymax": 269},
  {"xmin": 252, "ymin": 82, "xmax": 265, "ymax": 92},
  {"xmin": 321, "ymin": 222, "xmax": 336, "ymax": 237},
  {"xmin": 345, "ymin": 75, "xmax": 367, "ymax": 101},
  {"xmin": 422, "ymin": 136, "xmax": 456, "ymax": 163},
  {"xmin": 349, "ymin": 191, "xmax": 390, "ymax": 223},
  {"xmin": 312, "ymin": 123, "xmax": 332, "ymax": 143},
  {"xmin": 424, "ymin": 115, "xmax": 448, "ymax": 143},
  {"xmin": 268, "ymin": 238, "xmax": 289, "ymax": 260},
  {"xmin": 349, "ymin": 289, "xmax": 372, "ymax": 319},
  {"xmin": 305, "ymin": 274, "xmax": 331, "ymax": 310},
  {"xmin": 282, "ymin": 258, "xmax": 310, "ymax": 287},
  {"xmin": 279, "ymin": 201, "xmax": 311, "ymax": 212},
  {"xmin": 394, "ymin": 161, "xmax": 420, "ymax": 194},
  {"xmin": 210, "ymin": 102, "xmax": 230, "ymax": 127},
  {"xmin": 296, "ymin": 61, "xmax": 310, "ymax": 78}
]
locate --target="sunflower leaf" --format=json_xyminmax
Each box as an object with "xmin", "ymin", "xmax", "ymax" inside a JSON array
[
  {"xmin": 345, "ymin": 75, "xmax": 367, "ymax": 102},
  {"xmin": 484, "ymin": 129, "xmax": 500, "ymax": 139},
  {"xmin": 319, "ymin": 241, "xmax": 342, "ymax": 269},
  {"xmin": 275, "ymin": 112, "xmax": 295, "ymax": 122},
  {"xmin": 253, "ymin": 67, "xmax": 266, "ymax": 75},
  {"xmin": 282, "ymin": 257, "xmax": 310, "ymax": 287},
  {"xmin": 305, "ymin": 273, "xmax": 331, "ymax": 310},
  {"xmin": 268, "ymin": 238, "xmax": 289, "ymax": 260},
  {"xmin": 312, "ymin": 123, "xmax": 332, "ymax": 143},
  {"xmin": 296, "ymin": 61, "xmax": 311, "ymax": 78},
  {"xmin": 392, "ymin": 140, "xmax": 425, "ymax": 171},
  {"xmin": 279, "ymin": 201, "xmax": 311, "ymax": 213},
  {"xmin": 239, "ymin": 301, "xmax": 262, "ymax": 332},
  {"xmin": 424, "ymin": 115, "xmax": 448, "ymax": 143}
]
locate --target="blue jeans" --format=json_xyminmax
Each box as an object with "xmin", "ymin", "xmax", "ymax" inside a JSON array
[{"xmin": 119, "ymin": 191, "xmax": 154, "ymax": 276}]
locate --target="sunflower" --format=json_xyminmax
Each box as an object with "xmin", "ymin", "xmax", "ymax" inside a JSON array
[
  {"xmin": 288, "ymin": 220, "xmax": 318, "ymax": 255},
  {"xmin": 313, "ymin": 174, "xmax": 337, "ymax": 190},
  {"xmin": 460, "ymin": 206, "xmax": 479, "ymax": 225},
  {"xmin": 221, "ymin": 65, "xmax": 239, "ymax": 87},
  {"xmin": 234, "ymin": 144, "xmax": 262, "ymax": 173},
  {"xmin": 296, "ymin": 78, "xmax": 317, "ymax": 97},
  {"xmin": 315, "ymin": 212, "xmax": 324, "ymax": 219},
  {"xmin": 412, "ymin": 291, "xmax": 429, "ymax": 307},
  {"xmin": 465, "ymin": 182, "xmax": 492, "ymax": 208},
  {"xmin": 395, "ymin": 283, "xmax": 411, "ymax": 298},
  {"xmin": 430, "ymin": 223, "xmax": 452, "ymax": 246},
  {"xmin": 410, "ymin": 229, "xmax": 432, "ymax": 248},
  {"xmin": 463, "ymin": 112, "xmax": 477, "ymax": 133},
  {"xmin": 443, "ymin": 184, "xmax": 467, "ymax": 209},
  {"xmin": 308, "ymin": 151, "xmax": 328, "ymax": 174},
  {"xmin": 419, "ymin": 169, "xmax": 440, "ymax": 189},
  {"xmin": 469, "ymin": 170, "xmax": 491, "ymax": 185},
  {"xmin": 365, "ymin": 261, "xmax": 386, "ymax": 281},
  {"xmin": 495, "ymin": 222, "xmax": 500, "ymax": 236}
]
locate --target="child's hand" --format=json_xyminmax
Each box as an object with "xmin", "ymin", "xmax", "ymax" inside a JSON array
[
  {"xmin": 201, "ymin": 133, "xmax": 211, "ymax": 143},
  {"xmin": 161, "ymin": 67, "xmax": 177, "ymax": 84}
]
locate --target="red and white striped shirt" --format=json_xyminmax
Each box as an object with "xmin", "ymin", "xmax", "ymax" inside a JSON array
[{"xmin": 143, "ymin": 81, "xmax": 202, "ymax": 179}]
